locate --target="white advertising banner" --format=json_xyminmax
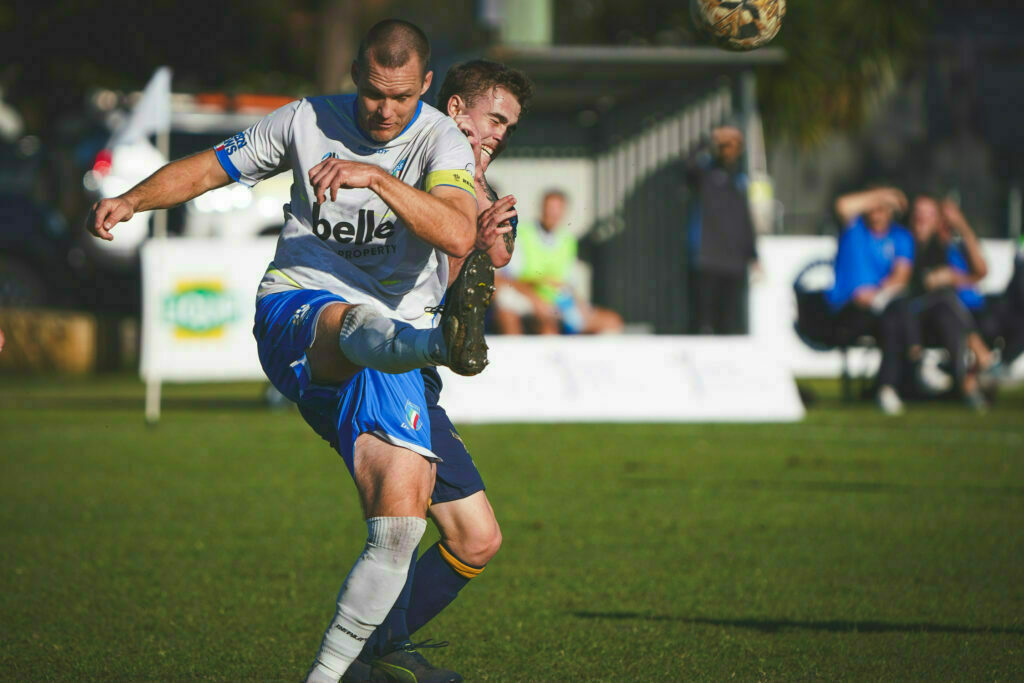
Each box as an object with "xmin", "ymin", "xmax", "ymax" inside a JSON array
[
  {"xmin": 141, "ymin": 237, "xmax": 276, "ymax": 382},
  {"xmin": 438, "ymin": 336, "xmax": 805, "ymax": 423},
  {"xmin": 142, "ymin": 235, "xmax": 1019, "ymax": 420},
  {"xmin": 141, "ymin": 240, "xmax": 804, "ymax": 422}
]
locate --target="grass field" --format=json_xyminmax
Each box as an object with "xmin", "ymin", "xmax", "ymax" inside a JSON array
[{"xmin": 2, "ymin": 374, "xmax": 1022, "ymax": 681}]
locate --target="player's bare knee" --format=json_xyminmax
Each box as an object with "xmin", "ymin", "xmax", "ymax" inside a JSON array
[
  {"xmin": 446, "ymin": 521, "xmax": 502, "ymax": 567},
  {"xmin": 475, "ymin": 523, "xmax": 502, "ymax": 565}
]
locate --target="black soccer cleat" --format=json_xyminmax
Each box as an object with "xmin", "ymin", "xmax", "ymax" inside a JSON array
[
  {"xmin": 370, "ymin": 640, "xmax": 463, "ymax": 683},
  {"xmin": 441, "ymin": 250, "xmax": 495, "ymax": 376},
  {"xmin": 341, "ymin": 653, "xmax": 386, "ymax": 683}
]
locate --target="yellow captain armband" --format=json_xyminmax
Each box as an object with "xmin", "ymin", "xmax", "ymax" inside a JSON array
[{"xmin": 425, "ymin": 169, "xmax": 476, "ymax": 198}]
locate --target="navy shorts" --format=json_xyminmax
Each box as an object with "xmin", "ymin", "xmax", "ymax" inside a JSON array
[
  {"xmin": 254, "ymin": 288, "xmax": 436, "ymax": 475},
  {"xmin": 421, "ymin": 367, "xmax": 486, "ymax": 505}
]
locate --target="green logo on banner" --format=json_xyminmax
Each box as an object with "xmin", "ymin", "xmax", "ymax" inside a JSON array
[{"xmin": 163, "ymin": 281, "xmax": 238, "ymax": 338}]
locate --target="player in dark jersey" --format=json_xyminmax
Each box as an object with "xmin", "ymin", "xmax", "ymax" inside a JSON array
[{"xmin": 343, "ymin": 60, "xmax": 533, "ymax": 683}]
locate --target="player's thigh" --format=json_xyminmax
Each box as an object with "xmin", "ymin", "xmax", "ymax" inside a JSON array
[
  {"xmin": 423, "ymin": 390, "xmax": 499, "ymax": 555},
  {"xmin": 306, "ymin": 301, "xmax": 361, "ymax": 384},
  {"xmin": 427, "ymin": 397, "xmax": 486, "ymax": 506},
  {"xmin": 353, "ymin": 433, "xmax": 436, "ymax": 519}
]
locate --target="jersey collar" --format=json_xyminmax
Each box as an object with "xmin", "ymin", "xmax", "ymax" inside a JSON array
[{"xmin": 351, "ymin": 98, "xmax": 423, "ymax": 146}]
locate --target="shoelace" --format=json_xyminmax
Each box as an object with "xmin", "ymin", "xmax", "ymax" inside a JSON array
[
  {"xmin": 407, "ymin": 639, "xmax": 450, "ymax": 650},
  {"xmin": 395, "ymin": 638, "xmax": 451, "ymax": 665}
]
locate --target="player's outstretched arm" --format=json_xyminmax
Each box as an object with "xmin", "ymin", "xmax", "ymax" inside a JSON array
[
  {"xmin": 86, "ymin": 150, "xmax": 232, "ymax": 241},
  {"xmin": 308, "ymin": 157, "xmax": 476, "ymax": 257}
]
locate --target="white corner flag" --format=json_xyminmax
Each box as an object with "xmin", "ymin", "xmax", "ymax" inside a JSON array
[{"xmin": 110, "ymin": 66, "xmax": 172, "ymax": 147}]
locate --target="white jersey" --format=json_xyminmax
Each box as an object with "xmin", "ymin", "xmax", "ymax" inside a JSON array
[{"xmin": 214, "ymin": 95, "xmax": 476, "ymax": 328}]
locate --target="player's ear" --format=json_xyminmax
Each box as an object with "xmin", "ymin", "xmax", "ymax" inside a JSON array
[
  {"xmin": 447, "ymin": 95, "xmax": 465, "ymax": 117},
  {"xmin": 420, "ymin": 70, "xmax": 433, "ymax": 96},
  {"xmin": 350, "ymin": 61, "xmax": 360, "ymax": 87}
]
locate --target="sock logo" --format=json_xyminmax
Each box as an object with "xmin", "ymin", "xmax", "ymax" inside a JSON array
[
  {"xmin": 333, "ymin": 624, "xmax": 368, "ymax": 642},
  {"xmin": 312, "ymin": 203, "xmax": 395, "ymax": 245}
]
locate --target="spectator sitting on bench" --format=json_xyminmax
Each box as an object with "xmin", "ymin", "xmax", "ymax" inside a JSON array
[
  {"xmin": 493, "ymin": 189, "xmax": 623, "ymax": 335},
  {"xmin": 908, "ymin": 195, "xmax": 994, "ymax": 409},
  {"xmin": 825, "ymin": 186, "xmax": 916, "ymax": 415}
]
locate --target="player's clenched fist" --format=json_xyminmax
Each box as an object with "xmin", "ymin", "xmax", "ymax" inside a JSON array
[
  {"xmin": 308, "ymin": 158, "xmax": 383, "ymax": 203},
  {"xmin": 86, "ymin": 196, "xmax": 136, "ymax": 241},
  {"xmin": 475, "ymin": 194, "xmax": 516, "ymax": 251}
]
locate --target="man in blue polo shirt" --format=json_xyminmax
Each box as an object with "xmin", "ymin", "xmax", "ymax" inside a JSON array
[{"xmin": 828, "ymin": 186, "xmax": 915, "ymax": 414}]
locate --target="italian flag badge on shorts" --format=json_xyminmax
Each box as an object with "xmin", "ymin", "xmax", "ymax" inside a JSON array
[{"xmin": 405, "ymin": 401, "xmax": 422, "ymax": 430}]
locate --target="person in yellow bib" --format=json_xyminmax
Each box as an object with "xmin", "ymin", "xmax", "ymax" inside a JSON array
[{"xmin": 495, "ymin": 189, "xmax": 623, "ymax": 334}]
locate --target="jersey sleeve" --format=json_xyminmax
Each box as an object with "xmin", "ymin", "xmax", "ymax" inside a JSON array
[
  {"xmin": 827, "ymin": 225, "xmax": 867, "ymax": 309},
  {"xmin": 422, "ymin": 118, "xmax": 476, "ymax": 198},
  {"xmin": 214, "ymin": 100, "xmax": 301, "ymax": 187}
]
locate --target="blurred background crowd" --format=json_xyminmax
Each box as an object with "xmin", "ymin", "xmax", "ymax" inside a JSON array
[{"xmin": 2, "ymin": 0, "xmax": 1023, "ymax": 412}]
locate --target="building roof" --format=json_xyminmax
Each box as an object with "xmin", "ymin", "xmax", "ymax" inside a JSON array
[{"xmin": 476, "ymin": 44, "xmax": 786, "ymax": 114}]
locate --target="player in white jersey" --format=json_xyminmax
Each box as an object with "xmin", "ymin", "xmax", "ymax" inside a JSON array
[
  {"xmin": 342, "ymin": 60, "xmax": 531, "ymax": 683},
  {"xmin": 87, "ymin": 20, "xmax": 497, "ymax": 683}
]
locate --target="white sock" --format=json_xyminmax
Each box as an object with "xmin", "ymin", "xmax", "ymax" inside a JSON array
[
  {"xmin": 337, "ymin": 305, "xmax": 447, "ymax": 373},
  {"xmin": 306, "ymin": 516, "xmax": 427, "ymax": 682}
]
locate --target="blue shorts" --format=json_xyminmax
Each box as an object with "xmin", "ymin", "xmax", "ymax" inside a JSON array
[
  {"xmin": 254, "ymin": 288, "xmax": 436, "ymax": 475},
  {"xmin": 421, "ymin": 368, "xmax": 486, "ymax": 505}
]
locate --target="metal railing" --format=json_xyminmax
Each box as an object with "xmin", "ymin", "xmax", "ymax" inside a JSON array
[{"xmin": 588, "ymin": 85, "xmax": 734, "ymax": 333}]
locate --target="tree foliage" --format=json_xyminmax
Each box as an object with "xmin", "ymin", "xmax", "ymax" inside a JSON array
[{"xmin": 756, "ymin": 0, "xmax": 933, "ymax": 146}]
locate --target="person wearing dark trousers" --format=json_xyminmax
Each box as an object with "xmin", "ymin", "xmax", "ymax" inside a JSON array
[
  {"xmin": 908, "ymin": 195, "xmax": 992, "ymax": 409},
  {"xmin": 908, "ymin": 289, "xmax": 974, "ymax": 393},
  {"xmin": 826, "ymin": 187, "xmax": 916, "ymax": 415},
  {"xmin": 685, "ymin": 125, "xmax": 759, "ymax": 335}
]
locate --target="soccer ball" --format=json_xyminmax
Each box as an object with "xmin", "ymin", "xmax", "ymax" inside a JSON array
[{"xmin": 690, "ymin": 0, "xmax": 786, "ymax": 51}]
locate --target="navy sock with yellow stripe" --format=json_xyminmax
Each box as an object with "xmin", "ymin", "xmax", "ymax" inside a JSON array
[{"xmin": 405, "ymin": 541, "xmax": 484, "ymax": 636}]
